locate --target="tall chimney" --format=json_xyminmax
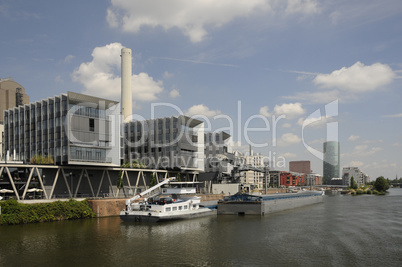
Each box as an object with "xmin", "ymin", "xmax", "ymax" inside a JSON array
[{"xmin": 121, "ymin": 48, "xmax": 132, "ymax": 122}]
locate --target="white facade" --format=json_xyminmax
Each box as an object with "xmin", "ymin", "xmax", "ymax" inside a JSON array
[{"xmin": 342, "ymin": 167, "xmax": 369, "ymax": 186}]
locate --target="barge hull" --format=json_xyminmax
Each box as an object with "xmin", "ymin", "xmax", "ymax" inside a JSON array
[{"xmin": 217, "ymin": 192, "xmax": 324, "ymax": 216}]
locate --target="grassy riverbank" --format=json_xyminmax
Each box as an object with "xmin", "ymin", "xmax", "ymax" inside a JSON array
[{"xmin": 0, "ymin": 199, "xmax": 95, "ymax": 225}]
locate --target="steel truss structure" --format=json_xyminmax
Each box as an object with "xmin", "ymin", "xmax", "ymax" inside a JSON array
[{"xmin": 0, "ymin": 164, "xmax": 199, "ymax": 200}]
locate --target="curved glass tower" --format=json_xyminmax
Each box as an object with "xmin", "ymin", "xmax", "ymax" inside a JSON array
[{"xmin": 323, "ymin": 141, "xmax": 340, "ymax": 184}]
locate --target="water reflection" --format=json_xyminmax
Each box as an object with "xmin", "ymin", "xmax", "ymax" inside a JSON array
[{"xmin": 1, "ymin": 189, "xmax": 402, "ymax": 266}]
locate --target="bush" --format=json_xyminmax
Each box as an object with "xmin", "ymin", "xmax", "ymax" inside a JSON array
[
  {"xmin": 356, "ymin": 189, "xmax": 364, "ymax": 195},
  {"xmin": 0, "ymin": 199, "xmax": 95, "ymax": 225}
]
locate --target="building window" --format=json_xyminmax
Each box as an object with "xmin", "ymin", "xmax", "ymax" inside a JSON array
[{"xmin": 89, "ymin": 118, "xmax": 95, "ymax": 132}]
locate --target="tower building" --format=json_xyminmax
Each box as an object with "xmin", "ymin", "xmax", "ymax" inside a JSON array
[{"xmin": 323, "ymin": 141, "xmax": 340, "ymax": 184}]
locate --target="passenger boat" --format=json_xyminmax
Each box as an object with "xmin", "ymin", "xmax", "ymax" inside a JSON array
[{"xmin": 120, "ymin": 177, "xmax": 215, "ymax": 222}]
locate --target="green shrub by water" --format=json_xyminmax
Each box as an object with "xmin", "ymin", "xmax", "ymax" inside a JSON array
[{"xmin": 0, "ymin": 199, "xmax": 95, "ymax": 225}]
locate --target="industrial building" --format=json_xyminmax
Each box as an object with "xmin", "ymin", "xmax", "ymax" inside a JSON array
[{"xmin": 0, "ymin": 78, "xmax": 29, "ymax": 124}]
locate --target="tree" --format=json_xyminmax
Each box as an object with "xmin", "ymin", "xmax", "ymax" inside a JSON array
[
  {"xmin": 150, "ymin": 173, "xmax": 156, "ymax": 187},
  {"xmin": 350, "ymin": 176, "xmax": 358, "ymax": 190},
  {"xmin": 374, "ymin": 176, "xmax": 389, "ymax": 192}
]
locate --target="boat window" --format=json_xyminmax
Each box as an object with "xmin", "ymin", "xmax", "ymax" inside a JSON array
[
  {"xmin": 172, "ymin": 207, "xmax": 177, "ymax": 211},
  {"xmin": 183, "ymin": 205, "xmax": 188, "ymax": 210},
  {"xmin": 179, "ymin": 206, "xmax": 182, "ymax": 210},
  {"xmin": 193, "ymin": 205, "xmax": 197, "ymax": 209},
  {"xmin": 165, "ymin": 207, "xmax": 171, "ymax": 212}
]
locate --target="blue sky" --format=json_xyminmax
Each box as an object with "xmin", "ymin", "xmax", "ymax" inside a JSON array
[{"xmin": 1, "ymin": 0, "xmax": 402, "ymax": 180}]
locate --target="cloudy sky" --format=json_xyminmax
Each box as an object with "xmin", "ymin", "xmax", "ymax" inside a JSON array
[{"xmin": 1, "ymin": 0, "xmax": 402, "ymax": 179}]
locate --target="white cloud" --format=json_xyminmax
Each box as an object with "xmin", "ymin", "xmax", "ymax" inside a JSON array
[
  {"xmin": 282, "ymin": 123, "xmax": 292, "ymax": 128},
  {"xmin": 284, "ymin": 90, "xmax": 342, "ymax": 104},
  {"xmin": 382, "ymin": 113, "xmax": 402, "ymax": 118},
  {"xmin": 169, "ymin": 89, "xmax": 180, "ymax": 98},
  {"xmin": 313, "ymin": 61, "xmax": 396, "ymax": 92},
  {"xmin": 297, "ymin": 115, "xmax": 336, "ymax": 129},
  {"xmin": 274, "ymin": 102, "xmax": 305, "ymax": 118},
  {"xmin": 260, "ymin": 102, "xmax": 305, "ymax": 119},
  {"xmin": 163, "ymin": 71, "xmax": 174, "ymax": 79},
  {"xmin": 349, "ymin": 161, "xmax": 364, "ymax": 167},
  {"xmin": 185, "ymin": 104, "xmax": 222, "ymax": 118},
  {"xmin": 64, "ymin": 55, "xmax": 75, "ymax": 63},
  {"xmin": 259, "ymin": 106, "xmax": 271, "ymax": 117},
  {"xmin": 348, "ymin": 135, "xmax": 360, "ymax": 141},
  {"xmin": 107, "ymin": 0, "xmax": 320, "ymax": 42},
  {"xmin": 72, "ymin": 42, "xmax": 163, "ymax": 102},
  {"xmin": 281, "ymin": 152, "xmax": 297, "ymax": 158},
  {"xmin": 277, "ymin": 133, "xmax": 301, "ymax": 147},
  {"xmin": 55, "ymin": 75, "xmax": 63, "ymax": 83},
  {"xmin": 351, "ymin": 145, "xmax": 383, "ymax": 156},
  {"xmin": 285, "ymin": 0, "xmax": 320, "ymax": 15}
]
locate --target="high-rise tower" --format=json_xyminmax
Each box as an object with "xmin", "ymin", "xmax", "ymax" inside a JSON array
[
  {"xmin": 121, "ymin": 48, "xmax": 132, "ymax": 122},
  {"xmin": 323, "ymin": 141, "xmax": 340, "ymax": 184}
]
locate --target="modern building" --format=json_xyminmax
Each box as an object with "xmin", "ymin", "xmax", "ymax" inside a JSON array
[
  {"xmin": 204, "ymin": 131, "xmax": 233, "ymax": 174},
  {"xmin": 323, "ymin": 141, "xmax": 340, "ymax": 184},
  {"xmin": 0, "ymin": 78, "xmax": 29, "ymax": 124},
  {"xmin": 2, "ymin": 91, "xmax": 121, "ymax": 166},
  {"xmin": 289, "ymin": 160, "xmax": 311, "ymax": 174},
  {"xmin": 342, "ymin": 167, "xmax": 369, "ymax": 186},
  {"xmin": 123, "ymin": 115, "xmax": 205, "ymax": 172}
]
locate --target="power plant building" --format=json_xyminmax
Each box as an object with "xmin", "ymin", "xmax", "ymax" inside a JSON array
[
  {"xmin": 323, "ymin": 141, "xmax": 340, "ymax": 184},
  {"xmin": 0, "ymin": 78, "xmax": 29, "ymax": 124}
]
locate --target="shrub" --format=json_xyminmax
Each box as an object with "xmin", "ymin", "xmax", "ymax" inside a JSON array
[{"xmin": 0, "ymin": 199, "xmax": 95, "ymax": 225}]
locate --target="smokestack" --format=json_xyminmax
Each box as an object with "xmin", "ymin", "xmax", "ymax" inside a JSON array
[{"xmin": 121, "ymin": 48, "xmax": 132, "ymax": 122}]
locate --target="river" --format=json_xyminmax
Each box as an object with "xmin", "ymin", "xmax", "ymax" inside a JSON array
[{"xmin": 1, "ymin": 189, "xmax": 402, "ymax": 266}]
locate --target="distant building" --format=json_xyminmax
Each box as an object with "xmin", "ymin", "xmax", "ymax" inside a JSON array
[
  {"xmin": 289, "ymin": 160, "xmax": 311, "ymax": 174},
  {"xmin": 342, "ymin": 167, "xmax": 369, "ymax": 186},
  {"xmin": 323, "ymin": 141, "xmax": 340, "ymax": 184},
  {"xmin": 0, "ymin": 78, "xmax": 29, "ymax": 124}
]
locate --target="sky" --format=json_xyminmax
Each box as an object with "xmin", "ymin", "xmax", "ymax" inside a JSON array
[{"xmin": 1, "ymin": 0, "xmax": 402, "ymax": 180}]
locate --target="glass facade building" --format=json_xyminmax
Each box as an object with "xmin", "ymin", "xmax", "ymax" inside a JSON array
[
  {"xmin": 323, "ymin": 141, "xmax": 340, "ymax": 184},
  {"xmin": 2, "ymin": 92, "xmax": 120, "ymax": 166}
]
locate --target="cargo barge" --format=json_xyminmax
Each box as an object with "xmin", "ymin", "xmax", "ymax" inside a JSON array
[{"xmin": 217, "ymin": 191, "xmax": 324, "ymax": 216}]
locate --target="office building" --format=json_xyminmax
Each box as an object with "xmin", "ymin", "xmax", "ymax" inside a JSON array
[
  {"xmin": 323, "ymin": 141, "xmax": 340, "ymax": 184},
  {"xmin": 2, "ymin": 91, "xmax": 121, "ymax": 166},
  {"xmin": 123, "ymin": 115, "xmax": 205, "ymax": 171}
]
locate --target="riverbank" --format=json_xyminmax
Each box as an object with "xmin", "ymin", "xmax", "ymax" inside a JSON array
[{"xmin": 0, "ymin": 199, "xmax": 95, "ymax": 225}]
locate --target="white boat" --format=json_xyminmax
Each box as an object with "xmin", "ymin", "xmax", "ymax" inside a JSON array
[{"xmin": 120, "ymin": 177, "xmax": 216, "ymax": 222}]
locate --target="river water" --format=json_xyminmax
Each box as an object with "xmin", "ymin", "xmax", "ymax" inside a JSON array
[{"xmin": 1, "ymin": 189, "xmax": 402, "ymax": 266}]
